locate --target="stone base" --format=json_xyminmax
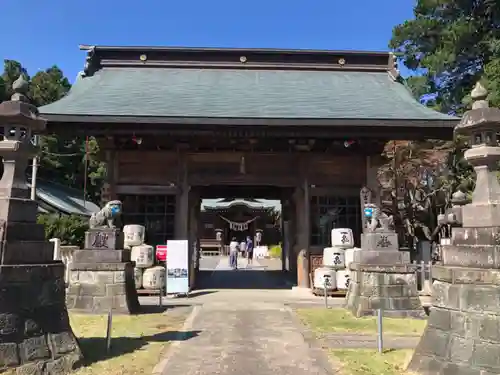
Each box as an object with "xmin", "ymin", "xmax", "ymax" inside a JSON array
[
  {"xmin": 84, "ymin": 228, "xmax": 124, "ymax": 250},
  {"xmin": 66, "ymin": 262, "xmax": 140, "ymax": 314},
  {"xmin": 0, "ymin": 263, "xmax": 82, "ymax": 374},
  {"xmin": 353, "ymin": 249, "xmax": 410, "ymax": 265},
  {"xmin": 408, "ymin": 265, "xmax": 500, "ymax": 374},
  {"xmin": 361, "ymin": 231, "xmax": 399, "ymax": 251},
  {"xmin": 0, "ymin": 222, "xmax": 54, "ymax": 265},
  {"xmin": 344, "ymin": 263, "xmax": 425, "ymax": 318},
  {"xmin": 462, "ymin": 202, "xmax": 500, "ymax": 227}
]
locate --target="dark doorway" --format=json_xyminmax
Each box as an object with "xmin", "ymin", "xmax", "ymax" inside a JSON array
[{"xmin": 195, "ymin": 185, "xmax": 293, "ymax": 290}]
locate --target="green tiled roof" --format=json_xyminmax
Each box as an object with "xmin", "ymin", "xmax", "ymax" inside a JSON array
[{"xmin": 40, "ymin": 67, "xmax": 455, "ymax": 121}]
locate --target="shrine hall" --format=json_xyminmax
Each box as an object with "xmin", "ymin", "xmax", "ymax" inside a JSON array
[{"xmin": 39, "ymin": 45, "xmax": 457, "ymax": 289}]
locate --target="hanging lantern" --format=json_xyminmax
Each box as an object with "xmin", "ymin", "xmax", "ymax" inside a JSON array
[
  {"xmin": 344, "ymin": 140, "xmax": 356, "ymax": 148},
  {"xmin": 132, "ymin": 134, "xmax": 143, "ymax": 145}
]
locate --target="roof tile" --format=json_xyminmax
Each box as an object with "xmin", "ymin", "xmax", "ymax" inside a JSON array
[{"xmin": 40, "ymin": 67, "xmax": 455, "ymax": 121}]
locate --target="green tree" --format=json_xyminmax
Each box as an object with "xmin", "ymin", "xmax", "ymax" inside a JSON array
[
  {"xmin": 0, "ymin": 60, "xmax": 29, "ymax": 102},
  {"xmin": 0, "ymin": 60, "xmax": 105, "ymax": 203},
  {"xmin": 390, "ymin": 0, "xmax": 500, "ymax": 112}
]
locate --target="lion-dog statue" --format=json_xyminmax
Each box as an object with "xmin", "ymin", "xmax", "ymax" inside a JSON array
[{"xmin": 89, "ymin": 200, "xmax": 123, "ymax": 229}]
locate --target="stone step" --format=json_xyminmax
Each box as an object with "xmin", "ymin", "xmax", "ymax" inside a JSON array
[
  {"xmin": 4, "ymin": 222, "xmax": 45, "ymax": 241},
  {"xmin": 72, "ymin": 249, "xmax": 130, "ymax": 264},
  {"xmin": 0, "ymin": 240, "xmax": 54, "ymax": 264}
]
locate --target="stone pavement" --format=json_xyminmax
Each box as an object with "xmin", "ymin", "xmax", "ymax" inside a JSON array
[
  {"xmin": 155, "ymin": 301, "xmax": 335, "ymax": 375},
  {"xmin": 151, "ymin": 259, "xmax": 423, "ymax": 374},
  {"xmin": 153, "ymin": 259, "xmax": 335, "ymax": 375}
]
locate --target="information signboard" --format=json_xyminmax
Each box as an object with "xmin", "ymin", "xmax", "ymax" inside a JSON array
[{"xmin": 165, "ymin": 240, "xmax": 189, "ymax": 295}]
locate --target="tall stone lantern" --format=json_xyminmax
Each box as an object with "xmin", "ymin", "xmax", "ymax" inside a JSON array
[
  {"xmin": 0, "ymin": 77, "xmax": 82, "ymax": 374},
  {"xmin": 408, "ymin": 82, "xmax": 500, "ymax": 374}
]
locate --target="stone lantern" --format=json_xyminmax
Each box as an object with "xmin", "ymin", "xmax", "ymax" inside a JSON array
[
  {"xmin": 0, "ymin": 76, "xmax": 82, "ymax": 374},
  {"xmin": 408, "ymin": 82, "xmax": 500, "ymax": 374},
  {"xmin": 454, "ymin": 82, "xmax": 500, "ymax": 226}
]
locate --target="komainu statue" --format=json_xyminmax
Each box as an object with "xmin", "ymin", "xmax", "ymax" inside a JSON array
[
  {"xmin": 365, "ymin": 203, "xmax": 394, "ymax": 232},
  {"xmin": 89, "ymin": 200, "xmax": 123, "ymax": 229}
]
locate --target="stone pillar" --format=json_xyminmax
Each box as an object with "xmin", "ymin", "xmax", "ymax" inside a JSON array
[
  {"xmin": 408, "ymin": 83, "xmax": 500, "ymax": 374},
  {"xmin": 344, "ymin": 203, "xmax": 424, "ymax": 318},
  {"xmin": 0, "ymin": 76, "xmax": 82, "ymax": 374}
]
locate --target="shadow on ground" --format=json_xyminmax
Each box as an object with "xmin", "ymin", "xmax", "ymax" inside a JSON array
[
  {"xmin": 184, "ymin": 290, "xmax": 217, "ymax": 298},
  {"xmin": 77, "ymin": 330, "xmax": 201, "ymax": 367},
  {"xmin": 196, "ymin": 270, "xmax": 294, "ymax": 289},
  {"xmin": 138, "ymin": 304, "xmax": 194, "ymax": 314}
]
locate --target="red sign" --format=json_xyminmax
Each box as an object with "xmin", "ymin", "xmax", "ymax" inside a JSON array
[{"xmin": 156, "ymin": 245, "xmax": 167, "ymax": 262}]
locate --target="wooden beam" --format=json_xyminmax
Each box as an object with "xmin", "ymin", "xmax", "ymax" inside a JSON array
[{"xmin": 115, "ymin": 185, "xmax": 178, "ymax": 195}]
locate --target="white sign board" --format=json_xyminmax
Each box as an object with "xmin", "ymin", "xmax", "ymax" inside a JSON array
[
  {"xmin": 254, "ymin": 246, "xmax": 269, "ymax": 259},
  {"xmin": 165, "ymin": 240, "xmax": 189, "ymax": 294}
]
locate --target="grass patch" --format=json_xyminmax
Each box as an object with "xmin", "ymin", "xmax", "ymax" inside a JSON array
[
  {"xmin": 331, "ymin": 349, "xmax": 412, "ymax": 375},
  {"xmin": 70, "ymin": 311, "xmax": 191, "ymax": 375},
  {"xmin": 297, "ymin": 308, "xmax": 426, "ymax": 336}
]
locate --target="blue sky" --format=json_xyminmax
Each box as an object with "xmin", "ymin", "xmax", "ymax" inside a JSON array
[
  {"xmin": 1, "ymin": 0, "xmax": 416, "ymax": 82},
  {"xmin": 2, "ymin": 0, "xmax": 417, "ymax": 208}
]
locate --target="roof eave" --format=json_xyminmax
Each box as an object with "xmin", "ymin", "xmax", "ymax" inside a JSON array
[
  {"xmin": 41, "ymin": 113, "xmax": 458, "ymax": 128},
  {"xmin": 80, "ymin": 44, "xmax": 391, "ymax": 57}
]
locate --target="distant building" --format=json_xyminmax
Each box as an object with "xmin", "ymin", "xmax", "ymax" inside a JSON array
[
  {"xmin": 29, "ymin": 180, "xmax": 100, "ymax": 216},
  {"xmin": 199, "ymin": 198, "xmax": 280, "ymax": 245}
]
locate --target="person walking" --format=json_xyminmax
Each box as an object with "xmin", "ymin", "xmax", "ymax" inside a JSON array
[
  {"xmin": 229, "ymin": 237, "xmax": 239, "ymax": 270},
  {"xmin": 246, "ymin": 235, "xmax": 254, "ymax": 267}
]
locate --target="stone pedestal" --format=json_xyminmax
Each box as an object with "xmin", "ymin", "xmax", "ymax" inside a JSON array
[
  {"xmin": 408, "ymin": 227, "xmax": 500, "ymax": 374},
  {"xmin": 344, "ymin": 231, "xmax": 424, "ymax": 317},
  {"xmin": 66, "ymin": 229, "xmax": 140, "ymax": 314},
  {"xmin": 0, "ymin": 263, "xmax": 82, "ymax": 374}
]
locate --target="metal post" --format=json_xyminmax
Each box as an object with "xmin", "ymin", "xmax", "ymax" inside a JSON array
[
  {"xmin": 323, "ymin": 276, "xmax": 329, "ymax": 309},
  {"xmin": 377, "ymin": 308, "xmax": 383, "ymax": 353},
  {"xmin": 106, "ymin": 309, "xmax": 113, "ymax": 354}
]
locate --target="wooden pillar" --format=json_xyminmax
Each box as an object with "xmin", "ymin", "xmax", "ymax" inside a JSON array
[
  {"xmin": 188, "ymin": 188, "xmax": 201, "ymax": 289},
  {"xmin": 294, "ymin": 176, "xmax": 311, "ymax": 288},
  {"xmin": 174, "ymin": 154, "xmax": 189, "ymax": 239}
]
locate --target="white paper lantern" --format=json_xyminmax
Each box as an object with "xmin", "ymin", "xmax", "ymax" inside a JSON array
[
  {"xmin": 123, "ymin": 225, "xmax": 146, "ymax": 248},
  {"xmin": 323, "ymin": 247, "xmax": 346, "ymax": 269},
  {"xmin": 336, "ymin": 270, "xmax": 351, "ymax": 290},
  {"xmin": 133, "ymin": 267, "xmax": 143, "ymax": 289},
  {"xmin": 142, "ymin": 266, "xmax": 166, "ymax": 290},
  {"xmin": 131, "ymin": 244, "xmax": 154, "ymax": 268},
  {"xmin": 313, "ymin": 267, "xmax": 337, "ymax": 290},
  {"xmin": 331, "ymin": 228, "xmax": 354, "ymax": 248},
  {"xmin": 256, "ymin": 232, "xmax": 262, "ymax": 242}
]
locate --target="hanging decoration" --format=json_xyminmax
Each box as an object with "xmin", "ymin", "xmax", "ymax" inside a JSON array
[
  {"xmin": 219, "ymin": 215, "xmax": 258, "ymax": 231},
  {"xmin": 344, "ymin": 140, "xmax": 356, "ymax": 148}
]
